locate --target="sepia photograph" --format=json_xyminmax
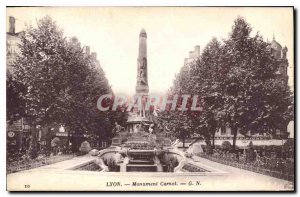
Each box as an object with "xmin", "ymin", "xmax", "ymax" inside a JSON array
[{"xmin": 5, "ymin": 6, "xmax": 294, "ymax": 191}]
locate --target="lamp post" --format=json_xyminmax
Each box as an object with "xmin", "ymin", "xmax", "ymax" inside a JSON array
[
  {"xmin": 281, "ymin": 130, "xmax": 284, "ymax": 158},
  {"xmin": 241, "ymin": 139, "xmax": 249, "ymax": 155}
]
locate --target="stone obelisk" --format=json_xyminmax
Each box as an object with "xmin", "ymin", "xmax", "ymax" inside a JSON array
[
  {"xmin": 126, "ymin": 29, "xmax": 152, "ymax": 133},
  {"xmin": 136, "ymin": 28, "xmax": 149, "ymax": 94}
]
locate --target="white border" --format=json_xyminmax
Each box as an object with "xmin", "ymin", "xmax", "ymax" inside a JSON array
[{"xmin": 1, "ymin": 1, "xmax": 298, "ymax": 196}]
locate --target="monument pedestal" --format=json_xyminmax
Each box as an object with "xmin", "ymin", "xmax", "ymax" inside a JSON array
[{"xmin": 119, "ymin": 157, "xmax": 129, "ymax": 172}]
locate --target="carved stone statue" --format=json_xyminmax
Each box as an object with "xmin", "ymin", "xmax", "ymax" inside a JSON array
[
  {"xmin": 148, "ymin": 123, "xmax": 154, "ymax": 134},
  {"xmin": 140, "ymin": 58, "xmax": 147, "ymax": 69},
  {"xmin": 136, "ymin": 29, "xmax": 149, "ymax": 93},
  {"xmin": 112, "ymin": 122, "xmax": 124, "ymax": 136},
  {"xmin": 137, "ymin": 58, "xmax": 147, "ymax": 85},
  {"xmin": 138, "ymin": 76, "xmax": 146, "ymax": 86}
]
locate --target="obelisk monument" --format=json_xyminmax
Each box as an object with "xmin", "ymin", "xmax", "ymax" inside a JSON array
[
  {"xmin": 126, "ymin": 29, "xmax": 152, "ymax": 133},
  {"xmin": 136, "ymin": 28, "xmax": 149, "ymax": 94}
]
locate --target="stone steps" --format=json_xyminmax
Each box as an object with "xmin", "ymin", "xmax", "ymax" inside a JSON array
[
  {"xmin": 126, "ymin": 164, "xmax": 157, "ymax": 172},
  {"xmin": 129, "ymin": 160, "xmax": 154, "ymax": 165}
]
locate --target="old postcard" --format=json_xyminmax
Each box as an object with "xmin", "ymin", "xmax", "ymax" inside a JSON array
[{"xmin": 6, "ymin": 6, "xmax": 294, "ymax": 191}]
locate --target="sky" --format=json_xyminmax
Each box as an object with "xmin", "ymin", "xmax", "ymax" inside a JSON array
[{"xmin": 6, "ymin": 7, "xmax": 294, "ymax": 95}]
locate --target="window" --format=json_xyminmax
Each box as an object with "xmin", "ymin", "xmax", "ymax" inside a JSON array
[{"xmin": 221, "ymin": 126, "xmax": 226, "ymax": 135}]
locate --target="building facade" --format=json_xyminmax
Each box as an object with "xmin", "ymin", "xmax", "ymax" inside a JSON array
[
  {"xmin": 184, "ymin": 45, "xmax": 200, "ymax": 65},
  {"xmin": 6, "ymin": 16, "xmax": 30, "ymax": 151},
  {"xmin": 6, "ymin": 16, "xmax": 22, "ymax": 70},
  {"xmin": 269, "ymin": 36, "xmax": 289, "ymax": 85}
]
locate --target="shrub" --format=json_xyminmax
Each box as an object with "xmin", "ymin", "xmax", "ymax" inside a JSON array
[
  {"xmin": 205, "ymin": 144, "xmax": 213, "ymax": 155},
  {"xmin": 221, "ymin": 141, "xmax": 232, "ymax": 150},
  {"xmin": 79, "ymin": 141, "xmax": 92, "ymax": 153}
]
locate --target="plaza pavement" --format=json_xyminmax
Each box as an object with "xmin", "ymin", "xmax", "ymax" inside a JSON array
[{"xmin": 7, "ymin": 154, "xmax": 293, "ymax": 191}]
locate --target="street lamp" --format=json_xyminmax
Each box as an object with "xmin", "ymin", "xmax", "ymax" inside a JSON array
[
  {"xmin": 241, "ymin": 139, "xmax": 249, "ymax": 155},
  {"xmin": 280, "ymin": 130, "xmax": 284, "ymax": 158}
]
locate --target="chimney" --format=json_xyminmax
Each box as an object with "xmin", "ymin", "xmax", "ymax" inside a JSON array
[
  {"xmin": 9, "ymin": 16, "xmax": 15, "ymax": 34},
  {"xmin": 85, "ymin": 46, "xmax": 90, "ymax": 55},
  {"xmin": 71, "ymin": 37, "xmax": 78, "ymax": 43},
  {"xmin": 194, "ymin": 45, "xmax": 200, "ymax": 57},
  {"xmin": 189, "ymin": 51, "xmax": 194, "ymax": 59},
  {"xmin": 91, "ymin": 52, "xmax": 97, "ymax": 60},
  {"xmin": 184, "ymin": 58, "xmax": 188, "ymax": 65}
]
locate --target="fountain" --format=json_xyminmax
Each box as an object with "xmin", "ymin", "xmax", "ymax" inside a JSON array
[
  {"xmin": 96, "ymin": 29, "xmax": 186, "ymax": 172},
  {"xmin": 97, "ymin": 131, "xmax": 185, "ymax": 172},
  {"xmin": 100, "ymin": 124, "xmax": 178, "ymax": 172}
]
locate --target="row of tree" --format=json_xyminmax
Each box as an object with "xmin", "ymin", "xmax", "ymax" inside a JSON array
[
  {"xmin": 7, "ymin": 16, "xmax": 124, "ymax": 157},
  {"xmin": 157, "ymin": 17, "xmax": 294, "ymax": 149}
]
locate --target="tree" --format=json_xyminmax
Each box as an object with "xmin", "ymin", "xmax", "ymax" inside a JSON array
[
  {"xmin": 12, "ymin": 16, "xmax": 67, "ymax": 157},
  {"xmin": 189, "ymin": 38, "xmax": 224, "ymax": 147},
  {"xmin": 6, "ymin": 72, "xmax": 26, "ymax": 123},
  {"xmin": 157, "ymin": 38, "xmax": 223, "ymax": 146},
  {"xmin": 12, "ymin": 16, "xmax": 67, "ymax": 126},
  {"xmin": 156, "ymin": 109, "xmax": 193, "ymax": 146},
  {"xmin": 11, "ymin": 16, "xmax": 114, "ymax": 155},
  {"xmin": 159, "ymin": 16, "xmax": 293, "ymax": 151},
  {"xmin": 28, "ymin": 129, "xmax": 38, "ymax": 158},
  {"xmin": 156, "ymin": 67, "xmax": 195, "ymax": 145},
  {"xmin": 219, "ymin": 17, "xmax": 293, "ymax": 148}
]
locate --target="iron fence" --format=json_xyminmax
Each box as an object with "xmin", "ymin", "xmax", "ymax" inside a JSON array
[
  {"xmin": 7, "ymin": 154, "xmax": 75, "ymax": 174},
  {"xmin": 200, "ymin": 154, "xmax": 294, "ymax": 182}
]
